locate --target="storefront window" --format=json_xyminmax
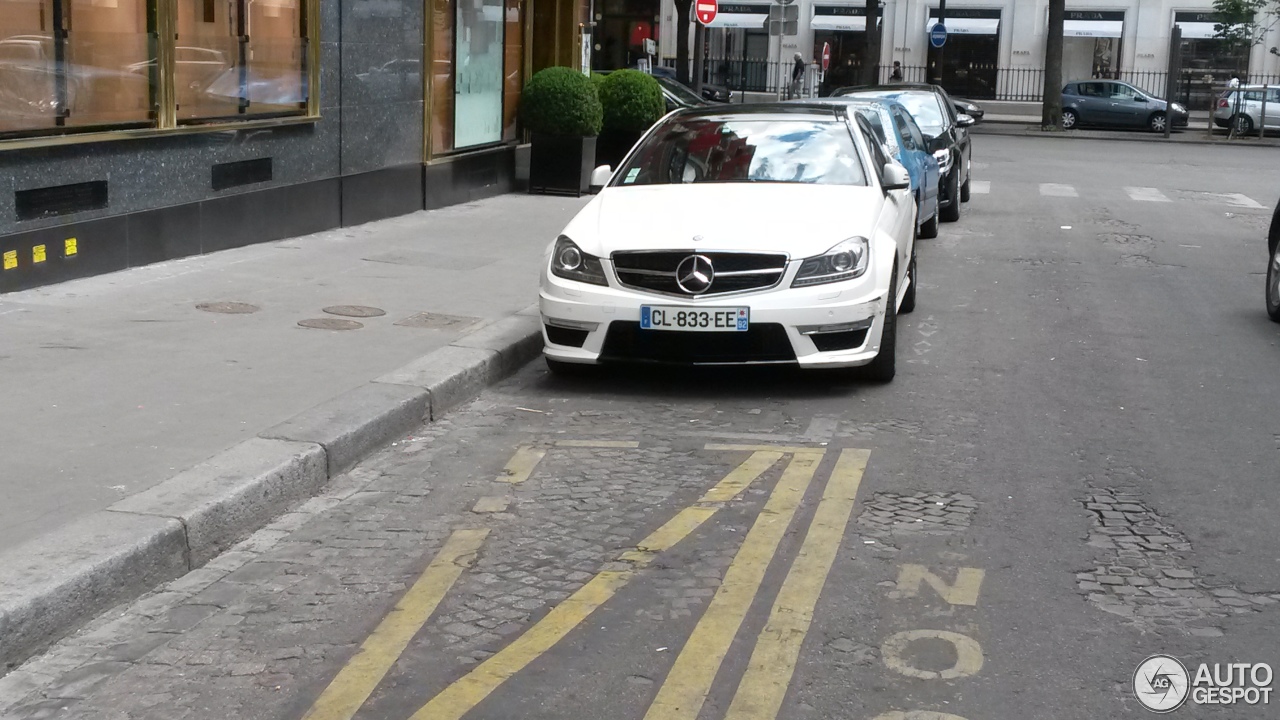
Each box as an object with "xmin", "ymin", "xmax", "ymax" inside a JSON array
[
  {"xmin": 176, "ymin": 0, "xmax": 307, "ymax": 122},
  {"xmin": 1, "ymin": 0, "xmax": 314, "ymax": 144},
  {"xmin": 454, "ymin": 0, "xmax": 504, "ymax": 147},
  {"xmin": 0, "ymin": 0, "xmax": 154, "ymax": 136}
]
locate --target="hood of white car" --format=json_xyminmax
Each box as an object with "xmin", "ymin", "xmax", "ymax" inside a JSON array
[{"xmin": 561, "ymin": 184, "xmax": 884, "ymax": 258}]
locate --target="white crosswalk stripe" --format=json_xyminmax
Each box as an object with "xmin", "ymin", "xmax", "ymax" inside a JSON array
[
  {"xmin": 970, "ymin": 182, "xmax": 1265, "ymax": 210},
  {"xmin": 1039, "ymin": 183, "xmax": 1079, "ymax": 198},
  {"xmin": 1124, "ymin": 186, "xmax": 1171, "ymax": 202}
]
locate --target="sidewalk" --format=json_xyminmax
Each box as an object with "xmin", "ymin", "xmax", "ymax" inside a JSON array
[{"xmin": 0, "ymin": 194, "xmax": 586, "ymax": 665}]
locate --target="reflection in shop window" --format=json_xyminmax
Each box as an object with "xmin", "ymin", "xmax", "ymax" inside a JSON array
[
  {"xmin": 176, "ymin": 0, "xmax": 306, "ymax": 122},
  {"xmin": 0, "ymin": 0, "xmax": 154, "ymax": 136},
  {"xmin": 454, "ymin": 0, "xmax": 504, "ymax": 148}
]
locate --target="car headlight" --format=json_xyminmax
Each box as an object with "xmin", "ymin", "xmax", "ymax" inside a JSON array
[
  {"xmin": 1171, "ymin": 102, "xmax": 1186, "ymax": 113},
  {"xmin": 932, "ymin": 148, "xmax": 952, "ymax": 174},
  {"xmin": 792, "ymin": 237, "xmax": 870, "ymax": 287},
  {"xmin": 550, "ymin": 236, "xmax": 607, "ymax": 286}
]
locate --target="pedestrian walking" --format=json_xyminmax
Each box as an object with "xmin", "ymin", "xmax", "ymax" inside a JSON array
[{"xmin": 789, "ymin": 52, "xmax": 805, "ymax": 99}]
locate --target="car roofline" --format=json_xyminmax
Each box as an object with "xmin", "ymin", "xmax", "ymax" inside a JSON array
[{"xmin": 667, "ymin": 102, "xmax": 846, "ymax": 122}]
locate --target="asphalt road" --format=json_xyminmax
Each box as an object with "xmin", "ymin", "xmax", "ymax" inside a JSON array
[{"xmin": 5, "ymin": 135, "xmax": 1280, "ymax": 720}]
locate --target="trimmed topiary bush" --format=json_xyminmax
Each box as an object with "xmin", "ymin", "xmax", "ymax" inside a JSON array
[
  {"xmin": 597, "ymin": 69, "xmax": 665, "ymax": 133},
  {"xmin": 521, "ymin": 66, "xmax": 603, "ymax": 138}
]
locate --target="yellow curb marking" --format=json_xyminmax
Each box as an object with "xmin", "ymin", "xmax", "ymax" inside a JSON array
[
  {"xmin": 724, "ymin": 448, "xmax": 870, "ymax": 720},
  {"xmin": 409, "ymin": 451, "xmax": 784, "ymax": 720},
  {"xmin": 705, "ymin": 443, "xmax": 828, "ymax": 454},
  {"xmin": 471, "ymin": 496, "xmax": 510, "ymax": 514},
  {"xmin": 642, "ymin": 452, "xmax": 823, "ymax": 720},
  {"xmin": 301, "ymin": 528, "xmax": 489, "ymax": 720},
  {"xmin": 496, "ymin": 445, "xmax": 545, "ymax": 484},
  {"xmin": 555, "ymin": 440, "xmax": 641, "ymax": 448}
]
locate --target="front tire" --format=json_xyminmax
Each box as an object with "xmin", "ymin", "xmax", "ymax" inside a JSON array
[
  {"xmin": 919, "ymin": 206, "xmax": 939, "ymax": 238},
  {"xmin": 960, "ymin": 175, "xmax": 971, "ymax": 203},
  {"xmin": 1149, "ymin": 112, "xmax": 1167, "ymax": 133},
  {"xmin": 940, "ymin": 172, "xmax": 961, "ymax": 223},
  {"xmin": 1062, "ymin": 108, "xmax": 1078, "ymax": 129},
  {"xmin": 863, "ymin": 263, "xmax": 898, "ymax": 383},
  {"xmin": 1267, "ymin": 243, "xmax": 1280, "ymax": 322},
  {"xmin": 1235, "ymin": 113, "xmax": 1255, "ymax": 135}
]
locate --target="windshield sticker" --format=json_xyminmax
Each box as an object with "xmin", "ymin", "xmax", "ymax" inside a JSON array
[{"xmin": 625, "ymin": 168, "xmax": 641, "ymax": 183}]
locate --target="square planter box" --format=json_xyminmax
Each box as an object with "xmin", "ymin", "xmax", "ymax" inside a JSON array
[{"xmin": 529, "ymin": 134, "xmax": 597, "ymax": 196}]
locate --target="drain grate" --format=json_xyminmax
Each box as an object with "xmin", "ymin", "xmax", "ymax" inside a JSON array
[
  {"xmin": 196, "ymin": 302, "xmax": 259, "ymax": 314},
  {"xmin": 298, "ymin": 318, "xmax": 363, "ymax": 331},
  {"xmin": 323, "ymin": 305, "xmax": 385, "ymax": 318}
]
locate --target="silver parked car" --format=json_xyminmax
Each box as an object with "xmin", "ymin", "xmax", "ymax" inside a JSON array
[
  {"xmin": 1061, "ymin": 80, "xmax": 1189, "ymax": 132},
  {"xmin": 1214, "ymin": 85, "xmax": 1280, "ymax": 134}
]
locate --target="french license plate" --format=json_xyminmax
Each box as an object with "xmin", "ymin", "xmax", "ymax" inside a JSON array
[{"xmin": 640, "ymin": 306, "xmax": 749, "ymax": 332}]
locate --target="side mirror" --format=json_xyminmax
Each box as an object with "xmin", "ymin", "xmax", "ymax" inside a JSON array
[
  {"xmin": 590, "ymin": 165, "xmax": 613, "ymax": 191},
  {"xmin": 1134, "ymin": 95, "xmax": 1148, "ymax": 102},
  {"xmin": 956, "ymin": 113, "xmax": 976, "ymax": 128},
  {"xmin": 881, "ymin": 162, "xmax": 911, "ymax": 191}
]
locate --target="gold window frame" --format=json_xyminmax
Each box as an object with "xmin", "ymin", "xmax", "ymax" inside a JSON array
[{"xmin": 0, "ymin": 0, "xmax": 321, "ymax": 152}]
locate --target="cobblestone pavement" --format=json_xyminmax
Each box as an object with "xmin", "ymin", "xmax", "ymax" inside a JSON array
[{"xmin": 5, "ymin": 137, "xmax": 1280, "ymax": 719}]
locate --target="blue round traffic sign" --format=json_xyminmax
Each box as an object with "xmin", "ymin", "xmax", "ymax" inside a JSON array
[{"xmin": 929, "ymin": 23, "xmax": 947, "ymax": 48}]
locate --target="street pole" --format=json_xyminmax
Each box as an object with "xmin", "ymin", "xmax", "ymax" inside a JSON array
[
  {"xmin": 933, "ymin": 0, "xmax": 946, "ymax": 85},
  {"xmin": 1163, "ymin": 25, "xmax": 1181, "ymax": 139},
  {"xmin": 693, "ymin": 21, "xmax": 705, "ymax": 95}
]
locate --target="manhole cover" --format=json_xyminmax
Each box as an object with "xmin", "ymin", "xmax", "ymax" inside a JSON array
[
  {"xmin": 298, "ymin": 318, "xmax": 364, "ymax": 331},
  {"xmin": 394, "ymin": 312, "xmax": 480, "ymax": 330},
  {"xmin": 196, "ymin": 302, "xmax": 259, "ymax": 314},
  {"xmin": 323, "ymin": 305, "xmax": 385, "ymax": 318}
]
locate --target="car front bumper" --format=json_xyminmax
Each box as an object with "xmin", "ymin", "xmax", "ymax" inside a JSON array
[{"xmin": 540, "ymin": 264, "xmax": 891, "ymax": 368}]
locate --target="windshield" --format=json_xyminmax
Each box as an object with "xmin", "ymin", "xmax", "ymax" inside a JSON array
[
  {"xmin": 614, "ymin": 117, "xmax": 868, "ymax": 187},
  {"xmin": 656, "ymin": 77, "xmax": 706, "ymax": 106},
  {"xmin": 844, "ymin": 90, "xmax": 946, "ymax": 135}
]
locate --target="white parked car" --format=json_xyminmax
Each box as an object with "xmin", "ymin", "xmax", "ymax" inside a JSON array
[{"xmin": 538, "ymin": 103, "xmax": 918, "ymax": 381}]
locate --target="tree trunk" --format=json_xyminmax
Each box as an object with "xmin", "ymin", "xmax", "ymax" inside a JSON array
[
  {"xmin": 675, "ymin": 0, "xmax": 692, "ymax": 84},
  {"xmin": 1042, "ymin": 0, "xmax": 1065, "ymax": 129},
  {"xmin": 862, "ymin": 0, "xmax": 881, "ymax": 85}
]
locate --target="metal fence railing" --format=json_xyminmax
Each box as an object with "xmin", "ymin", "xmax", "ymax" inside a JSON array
[
  {"xmin": 660, "ymin": 59, "xmax": 1280, "ymax": 108},
  {"xmin": 664, "ymin": 56, "xmax": 822, "ymax": 97}
]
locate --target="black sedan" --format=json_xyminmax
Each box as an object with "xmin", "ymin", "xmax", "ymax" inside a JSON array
[{"xmin": 835, "ymin": 82, "xmax": 975, "ymax": 222}]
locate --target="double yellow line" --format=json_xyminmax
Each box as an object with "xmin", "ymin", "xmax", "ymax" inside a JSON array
[
  {"xmin": 303, "ymin": 445, "xmax": 870, "ymax": 720},
  {"xmin": 645, "ymin": 449, "xmax": 870, "ymax": 720}
]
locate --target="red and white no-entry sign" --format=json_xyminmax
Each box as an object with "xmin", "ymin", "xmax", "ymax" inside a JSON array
[
  {"xmin": 695, "ymin": 0, "xmax": 717, "ymax": 25},
  {"xmin": 821, "ymin": 42, "xmax": 831, "ymax": 71}
]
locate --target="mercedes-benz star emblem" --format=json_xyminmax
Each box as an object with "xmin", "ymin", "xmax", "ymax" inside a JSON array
[{"xmin": 676, "ymin": 254, "xmax": 715, "ymax": 295}]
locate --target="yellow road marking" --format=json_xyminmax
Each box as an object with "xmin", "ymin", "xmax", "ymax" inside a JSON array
[
  {"xmin": 471, "ymin": 496, "xmax": 510, "ymax": 514},
  {"xmin": 705, "ymin": 443, "xmax": 827, "ymax": 454},
  {"xmin": 410, "ymin": 451, "xmax": 783, "ymax": 720},
  {"xmin": 892, "ymin": 565, "xmax": 985, "ymax": 606},
  {"xmin": 496, "ymin": 446, "xmax": 545, "ymax": 484},
  {"xmin": 881, "ymin": 629, "xmax": 984, "ymax": 679},
  {"xmin": 302, "ymin": 528, "xmax": 489, "ymax": 720},
  {"xmin": 724, "ymin": 448, "xmax": 871, "ymax": 720},
  {"xmin": 642, "ymin": 452, "xmax": 823, "ymax": 720},
  {"xmin": 555, "ymin": 440, "xmax": 641, "ymax": 448}
]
